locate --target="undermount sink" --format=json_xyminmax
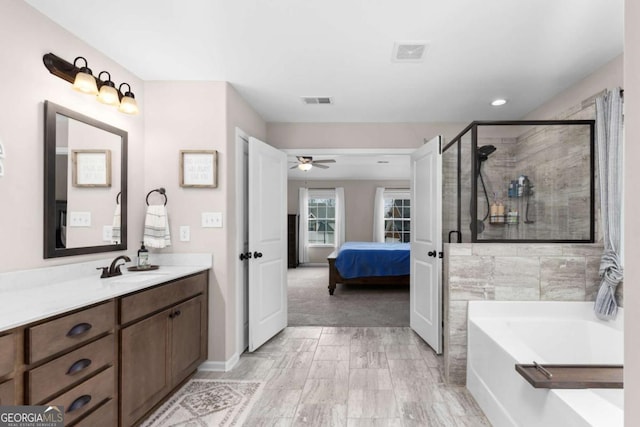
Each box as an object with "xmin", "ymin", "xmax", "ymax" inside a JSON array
[{"xmin": 110, "ymin": 273, "xmax": 169, "ymax": 284}]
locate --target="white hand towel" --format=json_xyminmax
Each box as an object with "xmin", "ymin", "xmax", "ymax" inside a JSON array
[
  {"xmin": 143, "ymin": 204, "xmax": 171, "ymax": 248},
  {"xmin": 112, "ymin": 204, "xmax": 121, "ymax": 244}
]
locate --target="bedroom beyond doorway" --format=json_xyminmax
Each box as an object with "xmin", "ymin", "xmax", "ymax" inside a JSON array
[{"xmin": 287, "ymin": 266, "xmax": 409, "ymax": 327}]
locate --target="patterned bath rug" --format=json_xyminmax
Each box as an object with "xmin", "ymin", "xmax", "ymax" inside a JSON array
[{"xmin": 141, "ymin": 379, "xmax": 264, "ymax": 427}]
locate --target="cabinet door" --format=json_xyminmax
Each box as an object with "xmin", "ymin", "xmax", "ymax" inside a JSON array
[
  {"xmin": 0, "ymin": 379, "xmax": 14, "ymax": 406},
  {"xmin": 171, "ymin": 295, "xmax": 204, "ymax": 386},
  {"xmin": 120, "ymin": 309, "xmax": 171, "ymax": 427}
]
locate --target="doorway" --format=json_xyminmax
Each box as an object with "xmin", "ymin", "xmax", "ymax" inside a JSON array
[{"xmin": 235, "ymin": 134, "xmax": 443, "ymax": 357}]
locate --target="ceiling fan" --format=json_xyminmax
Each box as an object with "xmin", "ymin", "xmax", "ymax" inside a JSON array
[{"xmin": 290, "ymin": 156, "xmax": 336, "ymax": 171}]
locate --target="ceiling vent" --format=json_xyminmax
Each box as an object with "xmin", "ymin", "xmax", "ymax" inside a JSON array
[
  {"xmin": 301, "ymin": 96, "xmax": 333, "ymax": 105},
  {"xmin": 392, "ymin": 41, "xmax": 429, "ymax": 62}
]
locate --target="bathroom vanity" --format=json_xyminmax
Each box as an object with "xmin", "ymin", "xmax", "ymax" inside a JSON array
[{"xmin": 0, "ymin": 258, "xmax": 210, "ymax": 427}]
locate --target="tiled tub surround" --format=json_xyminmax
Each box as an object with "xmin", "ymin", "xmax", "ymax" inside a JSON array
[
  {"xmin": 467, "ymin": 301, "xmax": 623, "ymax": 427},
  {"xmin": 442, "ymin": 243, "xmax": 623, "ymax": 385},
  {"xmin": 0, "ymin": 253, "xmax": 212, "ymax": 332}
]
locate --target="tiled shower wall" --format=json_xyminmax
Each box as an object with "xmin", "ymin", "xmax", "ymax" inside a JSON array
[
  {"xmin": 442, "ymin": 93, "xmax": 601, "ymax": 244},
  {"xmin": 442, "ymin": 242, "xmax": 624, "ymax": 385}
]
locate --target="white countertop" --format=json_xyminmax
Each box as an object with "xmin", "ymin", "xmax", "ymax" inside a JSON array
[{"xmin": 0, "ymin": 254, "xmax": 212, "ymax": 333}]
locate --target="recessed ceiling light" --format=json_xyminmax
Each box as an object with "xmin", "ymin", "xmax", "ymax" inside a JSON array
[{"xmin": 491, "ymin": 99, "xmax": 507, "ymax": 106}]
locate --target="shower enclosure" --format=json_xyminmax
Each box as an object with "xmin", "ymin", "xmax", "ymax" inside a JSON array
[{"xmin": 442, "ymin": 120, "xmax": 595, "ymax": 243}]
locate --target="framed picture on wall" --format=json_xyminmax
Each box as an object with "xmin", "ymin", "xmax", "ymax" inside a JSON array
[
  {"xmin": 180, "ymin": 150, "xmax": 218, "ymax": 188},
  {"xmin": 72, "ymin": 149, "xmax": 111, "ymax": 187}
]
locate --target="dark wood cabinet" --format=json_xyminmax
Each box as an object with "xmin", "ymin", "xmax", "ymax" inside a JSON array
[
  {"xmin": 120, "ymin": 308, "xmax": 171, "ymax": 426},
  {"xmin": 119, "ymin": 272, "xmax": 208, "ymax": 427},
  {"xmin": 288, "ymin": 214, "xmax": 299, "ymax": 268}
]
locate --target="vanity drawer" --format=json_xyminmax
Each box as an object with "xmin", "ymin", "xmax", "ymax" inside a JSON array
[
  {"xmin": 44, "ymin": 366, "xmax": 114, "ymax": 426},
  {"xmin": 0, "ymin": 379, "xmax": 15, "ymax": 405},
  {"xmin": 0, "ymin": 333, "xmax": 15, "ymax": 377},
  {"xmin": 28, "ymin": 334, "xmax": 115, "ymax": 404},
  {"xmin": 27, "ymin": 301, "xmax": 115, "ymax": 364},
  {"xmin": 73, "ymin": 398, "xmax": 116, "ymax": 427},
  {"xmin": 120, "ymin": 272, "xmax": 207, "ymax": 324}
]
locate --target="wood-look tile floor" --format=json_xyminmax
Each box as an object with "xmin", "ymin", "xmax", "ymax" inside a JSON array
[{"xmin": 195, "ymin": 327, "xmax": 491, "ymax": 426}]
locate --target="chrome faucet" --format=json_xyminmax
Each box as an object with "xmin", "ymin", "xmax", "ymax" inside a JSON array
[{"xmin": 97, "ymin": 255, "xmax": 132, "ymax": 278}]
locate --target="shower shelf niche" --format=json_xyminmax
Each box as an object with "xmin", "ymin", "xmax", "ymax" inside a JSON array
[{"xmin": 442, "ymin": 120, "xmax": 595, "ymax": 244}]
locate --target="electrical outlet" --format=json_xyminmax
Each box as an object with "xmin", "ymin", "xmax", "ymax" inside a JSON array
[
  {"xmin": 68, "ymin": 212, "xmax": 91, "ymax": 227},
  {"xmin": 179, "ymin": 225, "xmax": 190, "ymax": 241},
  {"xmin": 102, "ymin": 226, "xmax": 113, "ymax": 241},
  {"xmin": 202, "ymin": 212, "xmax": 222, "ymax": 228}
]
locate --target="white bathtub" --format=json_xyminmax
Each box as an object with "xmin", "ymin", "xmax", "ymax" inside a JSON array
[{"xmin": 466, "ymin": 301, "xmax": 623, "ymax": 427}]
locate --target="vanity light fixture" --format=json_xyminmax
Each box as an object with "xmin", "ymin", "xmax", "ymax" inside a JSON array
[
  {"xmin": 71, "ymin": 57, "xmax": 98, "ymax": 95},
  {"xmin": 43, "ymin": 53, "xmax": 140, "ymax": 115},
  {"xmin": 96, "ymin": 71, "xmax": 120, "ymax": 106},
  {"xmin": 298, "ymin": 163, "xmax": 313, "ymax": 171},
  {"xmin": 117, "ymin": 83, "xmax": 139, "ymax": 115},
  {"xmin": 491, "ymin": 98, "xmax": 508, "ymax": 106}
]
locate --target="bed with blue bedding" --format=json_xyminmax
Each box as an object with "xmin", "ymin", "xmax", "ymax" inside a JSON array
[{"xmin": 326, "ymin": 242, "xmax": 410, "ymax": 295}]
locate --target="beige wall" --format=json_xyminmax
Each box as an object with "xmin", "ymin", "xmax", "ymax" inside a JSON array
[
  {"xmin": 288, "ymin": 179, "xmax": 409, "ymax": 263},
  {"xmin": 624, "ymin": 0, "xmax": 639, "ymax": 424},
  {"xmin": 524, "ymin": 55, "xmax": 622, "ymax": 120},
  {"xmin": 268, "ymin": 122, "xmax": 466, "ymax": 149},
  {"xmin": 144, "ymin": 82, "xmax": 266, "ymax": 363},
  {"xmin": 0, "ymin": 1, "xmax": 145, "ymax": 272}
]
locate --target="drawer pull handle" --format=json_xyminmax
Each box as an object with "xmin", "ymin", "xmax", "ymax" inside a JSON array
[
  {"xmin": 67, "ymin": 394, "xmax": 91, "ymax": 413},
  {"xmin": 66, "ymin": 358, "xmax": 92, "ymax": 375},
  {"xmin": 66, "ymin": 322, "xmax": 92, "ymax": 337}
]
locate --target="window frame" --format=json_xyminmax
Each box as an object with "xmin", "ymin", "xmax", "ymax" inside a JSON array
[
  {"xmin": 307, "ymin": 189, "xmax": 336, "ymax": 248},
  {"xmin": 383, "ymin": 190, "xmax": 411, "ymax": 243}
]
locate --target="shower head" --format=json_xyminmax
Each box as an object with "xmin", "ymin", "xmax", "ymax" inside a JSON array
[{"xmin": 477, "ymin": 145, "xmax": 497, "ymax": 162}]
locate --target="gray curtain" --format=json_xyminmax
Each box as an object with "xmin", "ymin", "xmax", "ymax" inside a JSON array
[{"xmin": 594, "ymin": 88, "xmax": 624, "ymax": 320}]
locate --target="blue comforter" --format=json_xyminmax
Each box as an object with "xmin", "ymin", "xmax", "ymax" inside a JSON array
[{"xmin": 334, "ymin": 242, "xmax": 410, "ymax": 279}]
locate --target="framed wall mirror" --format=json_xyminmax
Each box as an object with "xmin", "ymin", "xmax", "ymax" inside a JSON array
[{"xmin": 44, "ymin": 101, "xmax": 128, "ymax": 258}]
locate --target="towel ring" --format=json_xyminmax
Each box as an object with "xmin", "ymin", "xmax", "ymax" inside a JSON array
[
  {"xmin": 116, "ymin": 192, "xmax": 121, "ymax": 205},
  {"xmin": 146, "ymin": 188, "xmax": 168, "ymax": 206}
]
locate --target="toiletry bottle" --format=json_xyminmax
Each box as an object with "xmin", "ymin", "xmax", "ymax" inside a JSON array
[
  {"xmin": 490, "ymin": 194, "xmax": 498, "ymax": 223},
  {"xmin": 138, "ymin": 242, "xmax": 149, "ymax": 269},
  {"xmin": 497, "ymin": 200, "xmax": 505, "ymax": 223}
]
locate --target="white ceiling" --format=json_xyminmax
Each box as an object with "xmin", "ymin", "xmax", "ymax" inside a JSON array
[
  {"xmin": 285, "ymin": 150, "xmax": 413, "ymax": 181},
  {"xmin": 26, "ymin": 0, "xmax": 623, "ymax": 123}
]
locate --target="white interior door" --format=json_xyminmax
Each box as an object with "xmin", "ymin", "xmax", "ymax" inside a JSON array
[
  {"xmin": 248, "ymin": 136, "xmax": 287, "ymax": 351},
  {"xmin": 235, "ymin": 129, "xmax": 249, "ymax": 356},
  {"xmin": 410, "ymin": 136, "xmax": 443, "ymax": 354}
]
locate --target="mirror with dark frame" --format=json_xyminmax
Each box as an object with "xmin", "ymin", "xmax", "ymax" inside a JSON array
[{"xmin": 44, "ymin": 100, "xmax": 128, "ymax": 258}]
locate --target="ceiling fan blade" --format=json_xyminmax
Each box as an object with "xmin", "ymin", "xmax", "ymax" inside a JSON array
[
  {"xmin": 312, "ymin": 159, "xmax": 336, "ymax": 164},
  {"xmin": 290, "ymin": 165, "xmax": 300, "ymax": 169},
  {"xmin": 314, "ymin": 163, "xmax": 329, "ymax": 169}
]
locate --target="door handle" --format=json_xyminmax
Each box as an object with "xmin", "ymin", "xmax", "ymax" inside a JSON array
[
  {"xmin": 428, "ymin": 250, "xmax": 437, "ymax": 258},
  {"xmin": 253, "ymin": 251, "xmax": 263, "ymax": 258},
  {"xmin": 239, "ymin": 252, "xmax": 252, "ymax": 261}
]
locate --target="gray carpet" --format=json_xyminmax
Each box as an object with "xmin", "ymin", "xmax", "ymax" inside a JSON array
[{"xmin": 287, "ymin": 266, "xmax": 409, "ymax": 327}]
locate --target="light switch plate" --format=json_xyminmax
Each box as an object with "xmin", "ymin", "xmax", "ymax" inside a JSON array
[
  {"xmin": 202, "ymin": 212, "xmax": 222, "ymax": 228},
  {"xmin": 68, "ymin": 212, "xmax": 91, "ymax": 227},
  {"xmin": 102, "ymin": 225, "xmax": 113, "ymax": 241},
  {"xmin": 179, "ymin": 225, "xmax": 190, "ymax": 241}
]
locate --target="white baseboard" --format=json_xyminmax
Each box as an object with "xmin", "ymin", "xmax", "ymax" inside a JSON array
[{"xmin": 198, "ymin": 352, "xmax": 240, "ymax": 372}]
